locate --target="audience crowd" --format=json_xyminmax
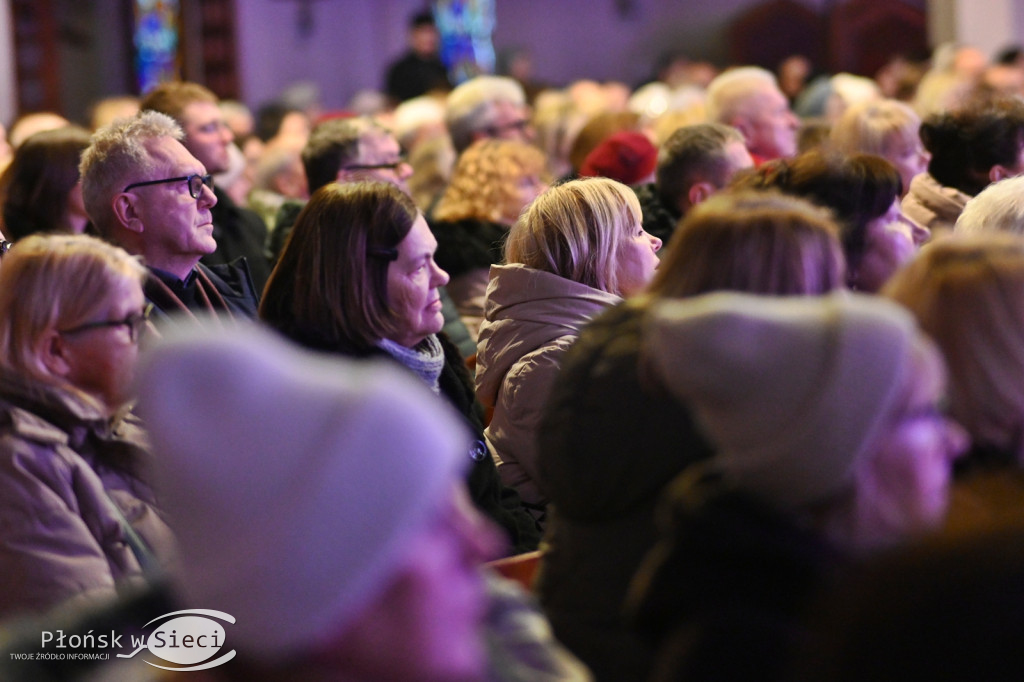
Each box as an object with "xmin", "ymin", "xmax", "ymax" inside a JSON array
[{"xmin": 4, "ymin": 17, "xmax": 1024, "ymax": 680}]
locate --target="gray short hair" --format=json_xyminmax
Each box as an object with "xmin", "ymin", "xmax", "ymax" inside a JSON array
[
  {"xmin": 956, "ymin": 175, "xmax": 1024, "ymax": 236},
  {"xmin": 706, "ymin": 66, "xmax": 780, "ymax": 123},
  {"xmin": 445, "ymin": 76, "xmax": 525, "ymax": 153},
  {"xmin": 80, "ymin": 110, "xmax": 183, "ymax": 237}
]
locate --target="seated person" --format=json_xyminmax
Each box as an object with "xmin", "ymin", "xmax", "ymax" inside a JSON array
[{"xmin": 0, "ymin": 234, "xmax": 174, "ymax": 618}]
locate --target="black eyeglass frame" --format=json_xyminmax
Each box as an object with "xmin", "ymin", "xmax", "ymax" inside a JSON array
[
  {"xmin": 123, "ymin": 174, "xmax": 214, "ymax": 199},
  {"xmin": 60, "ymin": 304, "xmax": 154, "ymax": 343}
]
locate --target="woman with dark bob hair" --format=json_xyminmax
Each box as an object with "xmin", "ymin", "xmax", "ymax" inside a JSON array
[
  {"xmin": 734, "ymin": 149, "xmax": 916, "ymax": 292},
  {"xmin": 260, "ymin": 181, "xmax": 540, "ymax": 554},
  {"xmin": 0, "ymin": 125, "xmax": 93, "ymax": 240}
]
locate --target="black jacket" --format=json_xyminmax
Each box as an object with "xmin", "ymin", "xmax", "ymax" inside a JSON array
[{"xmin": 145, "ymin": 260, "xmax": 260, "ymax": 322}]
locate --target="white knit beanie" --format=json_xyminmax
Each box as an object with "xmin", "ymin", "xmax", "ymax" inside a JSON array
[
  {"xmin": 135, "ymin": 322, "xmax": 471, "ymax": 659},
  {"xmin": 642, "ymin": 291, "xmax": 925, "ymax": 510}
]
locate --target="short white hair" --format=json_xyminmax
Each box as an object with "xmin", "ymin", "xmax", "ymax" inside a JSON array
[
  {"xmin": 445, "ymin": 75, "xmax": 525, "ymax": 153},
  {"xmin": 956, "ymin": 176, "xmax": 1024, "ymax": 236},
  {"xmin": 705, "ymin": 66, "xmax": 780, "ymax": 123}
]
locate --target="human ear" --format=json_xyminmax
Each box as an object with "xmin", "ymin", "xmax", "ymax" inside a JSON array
[
  {"xmin": 112, "ymin": 194, "xmax": 144, "ymax": 234},
  {"xmin": 686, "ymin": 181, "xmax": 716, "ymax": 209},
  {"xmin": 38, "ymin": 330, "xmax": 73, "ymax": 379}
]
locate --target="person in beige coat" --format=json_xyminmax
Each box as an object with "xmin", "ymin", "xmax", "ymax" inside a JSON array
[
  {"xmin": 475, "ymin": 178, "xmax": 661, "ymax": 521},
  {"xmin": 0, "ymin": 234, "xmax": 174, "ymax": 618}
]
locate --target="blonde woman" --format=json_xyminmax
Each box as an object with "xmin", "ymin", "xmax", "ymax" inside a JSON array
[
  {"xmin": 0, "ymin": 234, "xmax": 174, "ymax": 617},
  {"xmin": 830, "ymin": 99, "xmax": 929, "ymax": 201},
  {"xmin": 475, "ymin": 177, "xmax": 661, "ymax": 520},
  {"xmin": 431, "ymin": 138, "xmax": 551, "ymax": 340}
]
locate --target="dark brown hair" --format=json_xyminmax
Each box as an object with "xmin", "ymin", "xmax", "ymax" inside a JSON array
[{"xmin": 260, "ymin": 182, "xmax": 419, "ymax": 350}]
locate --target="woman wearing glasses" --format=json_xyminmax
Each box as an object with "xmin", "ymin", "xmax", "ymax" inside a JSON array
[{"xmin": 0, "ymin": 233, "xmax": 173, "ymax": 618}]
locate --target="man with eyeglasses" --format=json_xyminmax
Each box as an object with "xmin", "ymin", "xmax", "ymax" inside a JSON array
[
  {"xmin": 267, "ymin": 116, "xmax": 413, "ymax": 264},
  {"xmin": 445, "ymin": 75, "xmax": 533, "ymax": 156},
  {"xmin": 80, "ymin": 111, "xmax": 260, "ymax": 321},
  {"xmin": 140, "ymin": 81, "xmax": 272, "ymax": 291}
]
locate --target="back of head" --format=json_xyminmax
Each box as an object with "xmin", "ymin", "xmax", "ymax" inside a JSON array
[
  {"xmin": 0, "ymin": 125, "xmax": 92, "ymax": 240},
  {"xmin": 650, "ymin": 190, "xmax": 845, "ymax": 298},
  {"xmin": 301, "ymin": 116, "xmax": 379, "ymax": 193},
  {"xmin": 580, "ymin": 130, "xmax": 658, "ymax": 186},
  {"xmin": 445, "ymin": 76, "xmax": 526, "ymax": 153},
  {"xmin": 504, "ymin": 176, "xmax": 640, "ymax": 294},
  {"xmin": 830, "ymin": 99, "xmax": 921, "ymax": 158},
  {"xmin": 434, "ymin": 137, "xmax": 549, "ymax": 222},
  {"xmin": 0, "ymin": 233, "xmax": 145, "ymax": 393},
  {"xmin": 260, "ymin": 181, "xmax": 419, "ymax": 350},
  {"xmin": 733, "ymin": 149, "xmax": 900, "ymax": 274},
  {"xmin": 883, "ymin": 233, "xmax": 1024, "ymax": 457},
  {"xmin": 136, "ymin": 321, "xmax": 469, "ymax": 661},
  {"xmin": 955, "ymin": 175, "xmax": 1024, "ymax": 235},
  {"xmin": 79, "ymin": 111, "xmax": 183, "ymax": 238},
  {"xmin": 139, "ymin": 81, "xmax": 218, "ymax": 123},
  {"xmin": 920, "ymin": 94, "xmax": 1024, "ymax": 196},
  {"xmin": 657, "ymin": 122, "xmax": 746, "ymax": 205},
  {"xmin": 705, "ymin": 66, "xmax": 779, "ymax": 123},
  {"xmin": 568, "ymin": 111, "xmax": 641, "ymax": 174}
]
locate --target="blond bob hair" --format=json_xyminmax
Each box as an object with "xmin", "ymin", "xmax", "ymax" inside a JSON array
[
  {"xmin": 830, "ymin": 99, "xmax": 922, "ymax": 159},
  {"xmin": 433, "ymin": 138, "xmax": 550, "ymax": 224},
  {"xmin": 883, "ymin": 233, "xmax": 1024, "ymax": 461},
  {"xmin": 649, "ymin": 190, "xmax": 846, "ymax": 298},
  {"xmin": 0, "ymin": 233, "xmax": 145, "ymax": 396},
  {"xmin": 504, "ymin": 177, "xmax": 641, "ymax": 295}
]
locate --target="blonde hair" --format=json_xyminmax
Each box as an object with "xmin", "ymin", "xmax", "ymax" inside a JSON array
[
  {"xmin": 883, "ymin": 233, "xmax": 1024, "ymax": 460},
  {"xmin": 433, "ymin": 138, "xmax": 549, "ymax": 223},
  {"xmin": 504, "ymin": 177, "xmax": 641, "ymax": 295},
  {"xmin": 831, "ymin": 99, "xmax": 921, "ymax": 160},
  {"xmin": 650, "ymin": 191, "xmax": 846, "ymax": 297},
  {"xmin": 0, "ymin": 233, "xmax": 146, "ymax": 395}
]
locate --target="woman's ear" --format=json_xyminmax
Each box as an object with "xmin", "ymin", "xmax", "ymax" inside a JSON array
[{"xmin": 38, "ymin": 329, "xmax": 73, "ymax": 378}]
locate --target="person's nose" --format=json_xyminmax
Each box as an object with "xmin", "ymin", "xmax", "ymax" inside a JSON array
[
  {"xmin": 650, "ymin": 233, "xmax": 663, "ymax": 252},
  {"xmin": 431, "ymin": 259, "xmax": 450, "ymax": 287},
  {"xmin": 198, "ymin": 182, "xmax": 218, "ymax": 208}
]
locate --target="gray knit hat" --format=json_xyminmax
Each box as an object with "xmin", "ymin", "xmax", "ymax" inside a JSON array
[
  {"xmin": 642, "ymin": 291, "xmax": 928, "ymax": 510},
  {"xmin": 136, "ymin": 322, "xmax": 471, "ymax": 659}
]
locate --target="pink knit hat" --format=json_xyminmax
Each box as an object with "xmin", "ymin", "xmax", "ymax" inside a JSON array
[{"xmin": 580, "ymin": 130, "xmax": 658, "ymax": 185}]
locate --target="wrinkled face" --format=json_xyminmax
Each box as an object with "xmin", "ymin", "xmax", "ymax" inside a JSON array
[
  {"xmin": 481, "ymin": 100, "xmax": 533, "ymax": 143},
  {"xmin": 854, "ymin": 200, "xmax": 917, "ymax": 292},
  {"xmin": 321, "ymin": 484, "xmax": 503, "ymax": 681},
  {"xmin": 180, "ymin": 100, "xmax": 233, "ymax": 175},
  {"xmin": 60, "ymin": 277, "xmax": 146, "ymax": 413},
  {"xmin": 862, "ymin": 350, "xmax": 968, "ymax": 542},
  {"xmin": 386, "ymin": 215, "xmax": 450, "ymax": 347},
  {"xmin": 734, "ymin": 86, "xmax": 799, "ymax": 161},
  {"xmin": 615, "ymin": 217, "xmax": 662, "ymax": 297},
  {"xmin": 339, "ymin": 133, "xmax": 412, "ymax": 195},
  {"xmin": 125, "ymin": 137, "xmax": 218, "ymax": 279},
  {"xmin": 883, "ymin": 133, "xmax": 929, "ymax": 199}
]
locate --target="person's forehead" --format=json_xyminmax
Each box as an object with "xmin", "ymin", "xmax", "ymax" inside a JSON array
[
  {"xmin": 143, "ymin": 136, "xmax": 205, "ymax": 174},
  {"xmin": 182, "ymin": 100, "xmax": 223, "ymax": 125},
  {"xmin": 358, "ymin": 132, "xmax": 400, "ymax": 159}
]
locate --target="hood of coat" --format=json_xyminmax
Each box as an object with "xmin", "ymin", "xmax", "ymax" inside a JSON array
[
  {"xmin": 475, "ymin": 263, "xmax": 621, "ymax": 404},
  {"xmin": 901, "ymin": 172, "xmax": 970, "ymax": 232}
]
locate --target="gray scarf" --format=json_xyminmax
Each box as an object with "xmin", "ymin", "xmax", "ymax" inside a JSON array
[{"xmin": 376, "ymin": 335, "xmax": 445, "ymax": 394}]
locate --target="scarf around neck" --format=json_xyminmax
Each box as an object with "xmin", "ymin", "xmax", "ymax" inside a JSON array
[{"xmin": 376, "ymin": 335, "xmax": 445, "ymax": 394}]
